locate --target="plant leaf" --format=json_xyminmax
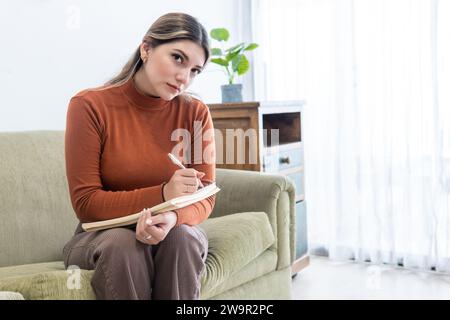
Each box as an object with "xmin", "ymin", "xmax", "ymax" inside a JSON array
[
  {"xmin": 211, "ymin": 58, "xmax": 229, "ymax": 67},
  {"xmin": 231, "ymin": 55, "xmax": 243, "ymax": 73},
  {"xmin": 225, "ymin": 42, "xmax": 245, "ymax": 53},
  {"xmin": 236, "ymin": 55, "xmax": 249, "ymax": 75},
  {"xmin": 210, "ymin": 28, "xmax": 230, "ymax": 41},
  {"xmin": 226, "ymin": 50, "xmax": 240, "ymax": 63},
  {"xmin": 244, "ymin": 43, "xmax": 259, "ymax": 51},
  {"xmin": 211, "ymin": 48, "xmax": 222, "ymax": 56}
]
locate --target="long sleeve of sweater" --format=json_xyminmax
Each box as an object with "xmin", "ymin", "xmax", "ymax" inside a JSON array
[{"xmin": 65, "ymin": 96, "xmax": 166, "ymax": 223}]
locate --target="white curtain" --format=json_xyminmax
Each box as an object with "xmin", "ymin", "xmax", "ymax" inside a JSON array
[{"xmin": 252, "ymin": 0, "xmax": 450, "ymax": 272}]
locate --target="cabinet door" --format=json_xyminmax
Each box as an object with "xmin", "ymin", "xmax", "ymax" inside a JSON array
[
  {"xmin": 286, "ymin": 169, "xmax": 305, "ymax": 202},
  {"xmin": 263, "ymin": 146, "xmax": 303, "ymax": 172},
  {"xmin": 295, "ymin": 201, "xmax": 308, "ymax": 258},
  {"xmin": 209, "ymin": 103, "xmax": 261, "ymax": 171}
]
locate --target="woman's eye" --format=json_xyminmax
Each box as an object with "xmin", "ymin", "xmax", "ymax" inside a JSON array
[
  {"xmin": 192, "ymin": 69, "xmax": 201, "ymax": 76},
  {"xmin": 172, "ymin": 54, "xmax": 183, "ymax": 63}
]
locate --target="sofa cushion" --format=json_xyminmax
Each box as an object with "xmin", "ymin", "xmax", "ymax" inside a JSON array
[
  {"xmin": 0, "ymin": 211, "xmax": 275, "ymax": 299},
  {"xmin": 0, "ymin": 261, "xmax": 95, "ymax": 300},
  {"xmin": 202, "ymin": 249, "xmax": 277, "ymax": 299},
  {"xmin": 0, "ymin": 261, "xmax": 67, "ymax": 279},
  {"xmin": 200, "ymin": 211, "xmax": 275, "ymax": 293}
]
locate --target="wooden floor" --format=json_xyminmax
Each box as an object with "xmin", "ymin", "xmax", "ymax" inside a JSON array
[{"xmin": 291, "ymin": 255, "xmax": 450, "ymax": 299}]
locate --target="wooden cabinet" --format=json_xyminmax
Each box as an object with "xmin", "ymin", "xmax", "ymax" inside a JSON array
[{"xmin": 208, "ymin": 101, "xmax": 309, "ymax": 275}]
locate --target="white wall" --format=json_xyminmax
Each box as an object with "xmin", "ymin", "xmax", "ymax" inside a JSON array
[{"xmin": 0, "ymin": 0, "xmax": 250, "ymax": 131}]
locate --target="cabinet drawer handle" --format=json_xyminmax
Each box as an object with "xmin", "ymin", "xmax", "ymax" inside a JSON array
[{"xmin": 279, "ymin": 156, "xmax": 290, "ymax": 165}]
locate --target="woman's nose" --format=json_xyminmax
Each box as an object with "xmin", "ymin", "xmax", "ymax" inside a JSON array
[{"xmin": 176, "ymin": 70, "xmax": 190, "ymax": 85}]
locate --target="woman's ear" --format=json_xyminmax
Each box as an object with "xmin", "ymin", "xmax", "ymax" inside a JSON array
[{"xmin": 140, "ymin": 42, "xmax": 151, "ymax": 62}]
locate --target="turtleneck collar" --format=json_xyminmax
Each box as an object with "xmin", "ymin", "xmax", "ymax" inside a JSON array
[{"xmin": 121, "ymin": 76, "xmax": 170, "ymax": 110}]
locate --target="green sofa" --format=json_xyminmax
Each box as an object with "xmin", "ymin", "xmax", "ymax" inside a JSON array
[{"xmin": 0, "ymin": 131, "xmax": 296, "ymax": 300}]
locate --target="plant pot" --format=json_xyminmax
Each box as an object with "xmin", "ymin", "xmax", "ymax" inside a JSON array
[{"xmin": 221, "ymin": 84, "xmax": 243, "ymax": 103}]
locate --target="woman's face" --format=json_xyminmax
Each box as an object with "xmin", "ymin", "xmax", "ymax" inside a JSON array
[{"xmin": 138, "ymin": 40, "xmax": 206, "ymax": 100}]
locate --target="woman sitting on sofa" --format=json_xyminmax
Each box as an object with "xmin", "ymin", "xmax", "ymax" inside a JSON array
[{"xmin": 63, "ymin": 12, "xmax": 216, "ymax": 300}]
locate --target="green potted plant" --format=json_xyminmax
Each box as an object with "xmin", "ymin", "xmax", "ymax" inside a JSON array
[{"xmin": 209, "ymin": 28, "xmax": 258, "ymax": 103}]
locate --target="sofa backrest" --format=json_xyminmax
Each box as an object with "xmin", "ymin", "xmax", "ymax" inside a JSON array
[{"xmin": 0, "ymin": 131, "xmax": 79, "ymax": 267}]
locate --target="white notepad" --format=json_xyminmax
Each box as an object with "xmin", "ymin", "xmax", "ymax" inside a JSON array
[{"xmin": 81, "ymin": 182, "xmax": 220, "ymax": 232}]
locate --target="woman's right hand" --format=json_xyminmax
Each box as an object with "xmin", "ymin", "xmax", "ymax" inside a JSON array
[{"xmin": 163, "ymin": 168, "xmax": 205, "ymax": 200}]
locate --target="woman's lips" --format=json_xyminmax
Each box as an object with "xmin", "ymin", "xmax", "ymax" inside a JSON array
[{"xmin": 167, "ymin": 83, "xmax": 180, "ymax": 92}]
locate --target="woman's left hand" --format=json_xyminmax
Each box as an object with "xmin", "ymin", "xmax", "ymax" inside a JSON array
[{"xmin": 136, "ymin": 209, "xmax": 178, "ymax": 245}]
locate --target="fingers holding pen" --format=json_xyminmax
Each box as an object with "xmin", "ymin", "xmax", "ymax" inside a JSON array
[
  {"xmin": 164, "ymin": 169, "xmax": 206, "ymax": 199},
  {"xmin": 181, "ymin": 169, "xmax": 205, "ymax": 188},
  {"xmin": 178, "ymin": 168, "xmax": 205, "ymax": 178}
]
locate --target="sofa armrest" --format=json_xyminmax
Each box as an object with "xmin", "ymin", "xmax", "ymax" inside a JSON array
[{"xmin": 213, "ymin": 168, "xmax": 296, "ymax": 270}]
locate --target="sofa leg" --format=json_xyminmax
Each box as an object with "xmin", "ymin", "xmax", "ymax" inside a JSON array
[{"xmin": 291, "ymin": 255, "xmax": 310, "ymax": 277}]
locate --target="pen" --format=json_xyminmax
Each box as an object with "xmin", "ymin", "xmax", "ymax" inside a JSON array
[
  {"xmin": 168, "ymin": 153, "xmax": 204, "ymax": 188},
  {"xmin": 168, "ymin": 153, "xmax": 186, "ymax": 169}
]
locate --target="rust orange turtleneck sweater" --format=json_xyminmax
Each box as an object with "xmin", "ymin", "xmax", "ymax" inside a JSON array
[{"xmin": 65, "ymin": 77, "xmax": 216, "ymax": 226}]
